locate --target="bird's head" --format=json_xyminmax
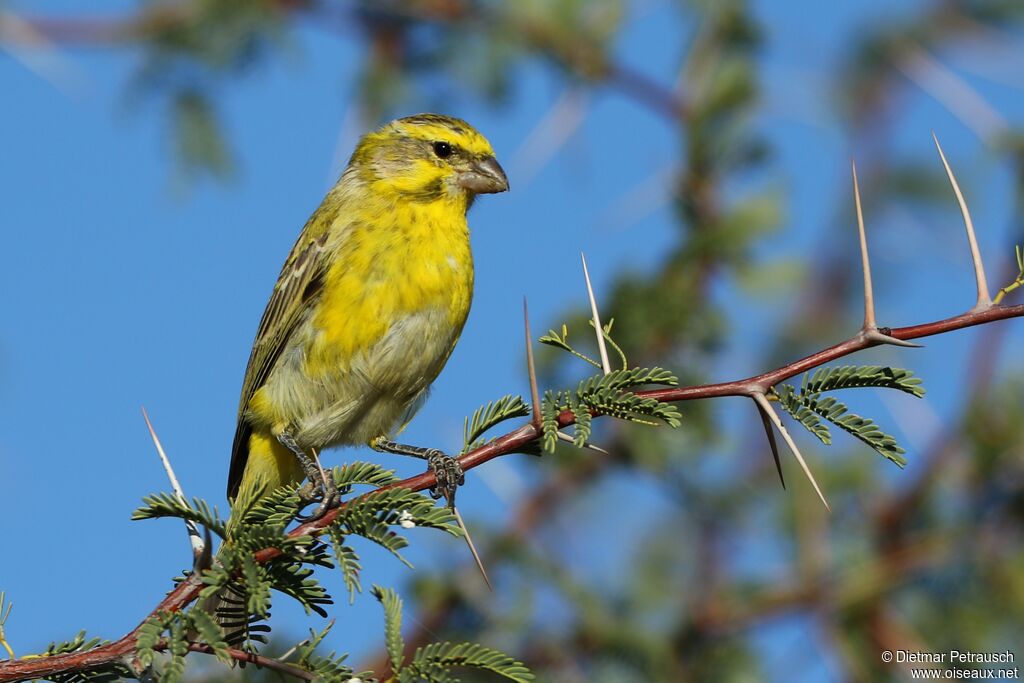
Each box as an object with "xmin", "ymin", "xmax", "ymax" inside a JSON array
[{"xmin": 350, "ymin": 113, "xmax": 509, "ymax": 206}]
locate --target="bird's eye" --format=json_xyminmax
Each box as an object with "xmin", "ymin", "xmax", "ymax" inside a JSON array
[{"xmin": 432, "ymin": 141, "xmax": 453, "ymax": 159}]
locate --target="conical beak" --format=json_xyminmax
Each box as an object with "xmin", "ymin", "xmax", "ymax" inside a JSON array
[{"xmin": 457, "ymin": 156, "xmax": 509, "ymax": 194}]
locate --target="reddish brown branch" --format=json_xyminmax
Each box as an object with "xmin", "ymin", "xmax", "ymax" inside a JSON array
[
  {"xmin": 2, "ymin": 300, "xmax": 1021, "ymax": 683},
  {"xmin": 186, "ymin": 643, "xmax": 315, "ymax": 680}
]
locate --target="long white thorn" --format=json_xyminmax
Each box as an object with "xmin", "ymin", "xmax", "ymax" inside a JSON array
[
  {"xmin": 141, "ymin": 407, "xmax": 205, "ymax": 558},
  {"xmin": 850, "ymin": 161, "xmax": 922, "ymax": 348},
  {"xmin": 556, "ymin": 430, "xmax": 610, "ymax": 454},
  {"xmin": 524, "ymin": 297, "xmax": 541, "ymax": 427},
  {"xmin": 581, "ymin": 253, "xmax": 612, "ymax": 375},
  {"xmin": 933, "ymin": 133, "xmax": 991, "ymax": 308},
  {"xmin": 454, "ymin": 507, "xmax": 492, "ymax": 591},
  {"xmin": 751, "ymin": 394, "xmax": 830, "ymax": 511},
  {"xmin": 852, "ymin": 160, "xmax": 876, "ymax": 330}
]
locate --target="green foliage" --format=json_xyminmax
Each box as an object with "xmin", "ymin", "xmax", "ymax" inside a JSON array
[
  {"xmin": 132, "ymin": 493, "xmax": 226, "ymax": 539},
  {"xmin": 177, "ymin": 475, "xmax": 331, "ymax": 648},
  {"xmin": 326, "ymin": 526, "xmax": 363, "ymax": 604},
  {"xmin": 995, "ymin": 244, "xmax": 1024, "ymax": 303},
  {"xmin": 540, "ymin": 389, "xmax": 561, "ymax": 453},
  {"xmin": 799, "ymin": 365, "xmax": 924, "ymax": 397},
  {"xmin": 172, "ymin": 91, "xmax": 233, "ymax": 181},
  {"xmin": 133, "ymin": 0, "xmax": 291, "ymax": 179},
  {"xmin": 187, "ymin": 609, "xmax": 232, "ymax": 665},
  {"xmin": 569, "ymin": 395, "xmax": 593, "ymax": 448},
  {"xmin": 41, "ymin": 632, "xmax": 109, "ymax": 657},
  {"xmin": 292, "ymin": 622, "xmax": 359, "ymax": 682},
  {"xmin": 540, "ymin": 319, "xmax": 629, "ymax": 372},
  {"xmin": 409, "ymin": 642, "xmax": 535, "ymax": 683},
  {"xmin": 372, "ymin": 585, "xmax": 534, "ymax": 682},
  {"xmin": 462, "ymin": 394, "xmax": 531, "ymax": 452},
  {"xmin": 26, "ymin": 632, "xmax": 127, "ymax": 683},
  {"xmin": 775, "ymin": 366, "xmax": 925, "ymax": 466},
  {"xmin": 331, "ymin": 460, "xmax": 401, "ymax": 492},
  {"xmin": 136, "ymin": 609, "xmax": 228, "ymax": 683},
  {"xmin": 128, "ymin": 468, "xmax": 529, "ymax": 680},
  {"xmin": 539, "ymin": 368, "xmax": 681, "ymax": 453},
  {"xmin": 373, "ymin": 585, "xmax": 406, "ymax": 674},
  {"xmin": 0, "ymin": 591, "xmax": 12, "ymax": 659},
  {"xmin": 334, "ymin": 488, "xmax": 459, "ymax": 567},
  {"xmin": 537, "ymin": 319, "xmax": 681, "ymax": 452}
]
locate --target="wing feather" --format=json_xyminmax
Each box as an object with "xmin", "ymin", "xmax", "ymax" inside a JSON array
[{"xmin": 227, "ymin": 210, "xmax": 336, "ymax": 498}]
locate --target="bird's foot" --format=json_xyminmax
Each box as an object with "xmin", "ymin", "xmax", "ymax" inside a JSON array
[
  {"xmin": 278, "ymin": 431, "xmax": 339, "ymax": 523},
  {"xmin": 424, "ymin": 449, "xmax": 464, "ymax": 508},
  {"xmin": 295, "ymin": 473, "xmax": 339, "ymax": 523},
  {"xmin": 371, "ymin": 438, "xmax": 465, "ymax": 508}
]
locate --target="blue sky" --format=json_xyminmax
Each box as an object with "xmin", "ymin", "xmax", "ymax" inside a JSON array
[{"xmin": 2, "ymin": 1, "xmax": 1022, "ymax": 680}]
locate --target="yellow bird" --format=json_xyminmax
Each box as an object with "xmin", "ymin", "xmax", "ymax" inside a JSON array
[{"xmin": 228, "ymin": 113, "xmax": 508, "ymax": 518}]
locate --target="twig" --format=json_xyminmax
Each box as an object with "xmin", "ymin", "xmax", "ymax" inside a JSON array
[
  {"xmin": 0, "ymin": 593, "xmax": 13, "ymax": 660},
  {"xmin": 186, "ymin": 643, "xmax": 315, "ymax": 681},
  {"xmin": 992, "ymin": 245, "xmax": 1023, "ymax": 305}
]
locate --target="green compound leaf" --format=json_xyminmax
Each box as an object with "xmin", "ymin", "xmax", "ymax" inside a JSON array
[
  {"xmin": 539, "ymin": 323, "xmax": 603, "ymax": 369},
  {"xmin": 331, "ymin": 461, "xmax": 400, "ymax": 492},
  {"xmin": 410, "ymin": 641, "xmax": 535, "ymax": 682},
  {"xmin": 187, "ymin": 608, "xmax": 232, "ymax": 664},
  {"xmin": 336, "ymin": 488, "xmax": 458, "ymax": 567},
  {"xmin": 240, "ymin": 553, "xmax": 271, "ymax": 618},
  {"xmin": 372, "ymin": 585, "xmax": 406, "ymax": 675},
  {"xmin": 132, "ymin": 493, "xmax": 227, "ymax": 539},
  {"xmin": 570, "ymin": 396, "xmax": 592, "ymax": 448},
  {"xmin": 540, "ymin": 318, "xmax": 631, "ymax": 371},
  {"xmin": 35, "ymin": 632, "xmax": 125, "ymax": 683},
  {"xmin": 800, "ymin": 365, "xmax": 924, "ymax": 397},
  {"xmin": 327, "ymin": 526, "xmax": 363, "ymax": 604},
  {"xmin": 463, "ymin": 394, "xmax": 531, "ymax": 452},
  {"xmin": 776, "ymin": 365, "xmax": 924, "ymax": 467},
  {"xmin": 540, "ymin": 390, "xmax": 561, "ymax": 454},
  {"xmin": 294, "ymin": 622, "xmax": 357, "ymax": 682},
  {"xmin": 540, "ymin": 368, "xmax": 682, "ymax": 453},
  {"xmin": 776, "ymin": 385, "xmax": 831, "ymax": 445}
]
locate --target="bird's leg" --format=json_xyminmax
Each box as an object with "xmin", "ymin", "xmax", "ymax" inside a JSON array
[
  {"xmin": 371, "ymin": 438, "xmax": 464, "ymax": 507},
  {"xmin": 277, "ymin": 433, "xmax": 338, "ymax": 521}
]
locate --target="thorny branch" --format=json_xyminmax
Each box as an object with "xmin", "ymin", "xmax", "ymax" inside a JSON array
[{"xmin": 1, "ymin": 283, "xmax": 1022, "ymax": 682}]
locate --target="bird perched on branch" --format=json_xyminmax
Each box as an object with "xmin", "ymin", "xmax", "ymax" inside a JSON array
[{"xmin": 227, "ymin": 113, "xmax": 508, "ymax": 520}]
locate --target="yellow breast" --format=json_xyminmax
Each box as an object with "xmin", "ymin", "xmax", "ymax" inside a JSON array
[{"xmin": 305, "ymin": 199, "xmax": 474, "ymax": 375}]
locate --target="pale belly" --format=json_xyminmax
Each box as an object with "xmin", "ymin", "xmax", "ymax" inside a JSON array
[{"xmin": 255, "ymin": 305, "xmax": 462, "ymax": 448}]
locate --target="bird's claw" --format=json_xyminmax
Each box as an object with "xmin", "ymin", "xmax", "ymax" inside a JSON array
[
  {"xmin": 295, "ymin": 476, "xmax": 340, "ymax": 523},
  {"xmin": 425, "ymin": 449, "xmax": 464, "ymax": 507}
]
